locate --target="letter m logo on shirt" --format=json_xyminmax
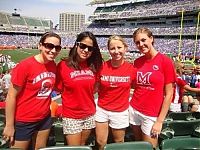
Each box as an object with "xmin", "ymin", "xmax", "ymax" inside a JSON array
[{"xmin": 137, "ymin": 72, "xmax": 152, "ymax": 85}]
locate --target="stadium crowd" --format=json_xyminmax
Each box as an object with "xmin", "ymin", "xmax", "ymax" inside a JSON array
[
  {"xmin": 0, "ymin": 54, "xmax": 14, "ymax": 103},
  {"xmin": 86, "ymin": 26, "xmax": 199, "ymax": 36},
  {"xmin": 0, "ymin": 34, "xmax": 199, "ymax": 59},
  {"xmin": 90, "ymin": 0, "xmax": 199, "ymax": 20}
]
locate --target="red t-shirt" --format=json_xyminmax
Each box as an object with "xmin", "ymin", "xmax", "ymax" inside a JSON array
[
  {"xmin": 55, "ymin": 60, "xmax": 96, "ymax": 119},
  {"xmin": 130, "ymin": 53, "xmax": 176, "ymax": 117},
  {"xmin": 195, "ymin": 82, "xmax": 200, "ymax": 88},
  {"xmin": 0, "ymin": 102, "xmax": 5, "ymax": 108},
  {"xmin": 172, "ymin": 75, "xmax": 187, "ymax": 104},
  {"xmin": 12, "ymin": 56, "xmax": 56, "ymax": 122},
  {"xmin": 97, "ymin": 60, "xmax": 136, "ymax": 112}
]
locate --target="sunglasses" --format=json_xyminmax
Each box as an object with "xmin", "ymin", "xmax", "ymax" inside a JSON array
[
  {"xmin": 77, "ymin": 42, "xmax": 94, "ymax": 52},
  {"xmin": 42, "ymin": 43, "xmax": 62, "ymax": 52}
]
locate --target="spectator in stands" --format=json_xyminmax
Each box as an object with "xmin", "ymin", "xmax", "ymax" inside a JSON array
[
  {"xmin": 189, "ymin": 103, "xmax": 200, "ymax": 112},
  {"xmin": 1, "ymin": 68, "xmax": 11, "ymax": 97},
  {"xmin": 187, "ymin": 78, "xmax": 200, "ymax": 112},
  {"xmin": 170, "ymin": 61, "xmax": 200, "ymax": 112},
  {"xmin": 129, "ymin": 27, "xmax": 176, "ymax": 148},
  {"xmin": 95, "ymin": 35, "xmax": 136, "ymax": 150},
  {"xmin": 2, "ymin": 32, "xmax": 61, "ymax": 149},
  {"xmin": 55, "ymin": 31, "xmax": 103, "ymax": 146},
  {"xmin": 190, "ymin": 71, "xmax": 197, "ymax": 88},
  {"xmin": 195, "ymin": 78, "xmax": 200, "ymax": 101},
  {"xmin": 0, "ymin": 73, "xmax": 5, "ymax": 101}
]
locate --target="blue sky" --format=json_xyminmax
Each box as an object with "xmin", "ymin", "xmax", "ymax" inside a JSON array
[{"xmin": 0, "ymin": 0, "xmax": 96, "ymax": 25}]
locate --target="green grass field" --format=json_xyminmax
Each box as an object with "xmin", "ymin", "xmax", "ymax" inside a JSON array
[
  {"xmin": 1, "ymin": 49, "xmax": 110, "ymax": 63},
  {"xmin": 1, "ymin": 49, "xmax": 68, "ymax": 63}
]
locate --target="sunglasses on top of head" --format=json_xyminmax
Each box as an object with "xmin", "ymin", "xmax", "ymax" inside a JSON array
[
  {"xmin": 77, "ymin": 42, "xmax": 94, "ymax": 52},
  {"xmin": 42, "ymin": 43, "xmax": 62, "ymax": 52}
]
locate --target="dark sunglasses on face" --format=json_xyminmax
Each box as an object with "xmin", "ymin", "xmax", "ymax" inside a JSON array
[
  {"xmin": 77, "ymin": 42, "xmax": 94, "ymax": 52},
  {"xmin": 42, "ymin": 43, "xmax": 62, "ymax": 52}
]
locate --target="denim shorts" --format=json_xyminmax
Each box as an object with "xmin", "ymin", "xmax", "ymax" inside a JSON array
[{"xmin": 14, "ymin": 114, "xmax": 52, "ymax": 141}]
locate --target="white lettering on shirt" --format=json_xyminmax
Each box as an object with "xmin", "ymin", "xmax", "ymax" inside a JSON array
[
  {"xmin": 33, "ymin": 72, "xmax": 56, "ymax": 84},
  {"xmin": 70, "ymin": 70, "xmax": 94, "ymax": 78},
  {"xmin": 137, "ymin": 72, "xmax": 152, "ymax": 85},
  {"xmin": 101, "ymin": 75, "xmax": 130, "ymax": 83}
]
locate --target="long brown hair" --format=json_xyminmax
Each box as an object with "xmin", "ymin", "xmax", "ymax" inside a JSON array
[
  {"xmin": 67, "ymin": 31, "xmax": 103, "ymax": 73},
  {"xmin": 133, "ymin": 27, "xmax": 154, "ymax": 45}
]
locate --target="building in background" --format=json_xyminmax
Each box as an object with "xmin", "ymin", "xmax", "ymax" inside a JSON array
[{"xmin": 59, "ymin": 12, "xmax": 85, "ymax": 32}]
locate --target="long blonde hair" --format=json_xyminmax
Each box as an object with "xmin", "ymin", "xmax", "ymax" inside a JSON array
[
  {"xmin": 107, "ymin": 35, "xmax": 128, "ymax": 49},
  {"xmin": 174, "ymin": 61, "xmax": 184, "ymax": 76}
]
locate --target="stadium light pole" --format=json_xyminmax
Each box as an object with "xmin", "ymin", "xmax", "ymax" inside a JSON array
[
  {"xmin": 178, "ymin": 9, "xmax": 184, "ymax": 62},
  {"xmin": 28, "ymin": 31, "xmax": 30, "ymax": 48},
  {"xmin": 192, "ymin": 11, "xmax": 200, "ymax": 62}
]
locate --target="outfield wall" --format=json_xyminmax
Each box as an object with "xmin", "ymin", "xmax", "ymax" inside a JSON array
[{"xmin": 0, "ymin": 46, "xmax": 16, "ymax": 50}]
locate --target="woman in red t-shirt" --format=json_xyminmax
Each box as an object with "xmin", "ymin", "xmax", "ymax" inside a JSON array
[
  {"xmin": 129, "ymin": 27, "xmax": 176, "ymax": 148},
  {"xmin": 95, "ymin": 35, "xmax": 136, "ymax": 150},
  {"xmin": 3, "ymin": 32, "xmax": 61, "ymax": 149},
  {"xmin": 55, "ymin": 31, "xmax": 103, "ymax": 146}
]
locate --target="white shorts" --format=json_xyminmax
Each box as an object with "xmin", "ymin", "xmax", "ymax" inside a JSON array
[
  {"xmin": 129, "ymin": 106, "xmax": 157, "ymax": 136},
  {"xmin": 95, "ymin": 105, "xmax": 129, "ymax": 129},
  {"xmin": 169, "ymin": 103, "xmax": 182, "ymax": 112}
]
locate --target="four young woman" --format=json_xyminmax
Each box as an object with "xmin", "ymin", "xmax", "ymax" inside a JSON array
[{"xmin": 3, "ymin": 28, "xmax": 185, "ymax": 149}]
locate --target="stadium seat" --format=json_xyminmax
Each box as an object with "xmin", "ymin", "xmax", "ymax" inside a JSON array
[
  {"xmin": 0, "ymin": 114, "xmax": 5, "ymax": 124},
  {"xmin": 39, "ymin": 145, "xmax": 92, "ymax": 150},
  {"xmin": 0, "ymin": 114, "xmax": 5, "ymax": 136},
  {"xmin": 192, "ymin": 112, "xmax": 200, "ymax": 119},
  {"xmin": 0, "ymin": 126, "xmax": 4, "ymax": 135},
  {"xmin": 124, "ymin": 126, "xmax": 134, "ymax": 142},
  {"xmin": 52, "ymin": 120, "xmax": 65, "ymax": 144},
  {"xmin": 0, "ymin": 108, "xmax": 5, "ymax": 116},
  {"xmin": 166, "ymin": 112, "xmax": 196, "ymax": 121},
  {"xmin": 0, "ymin": 136, "xmax": 7, "ymax": 149},
  {"xmin": 0, "ymin": 136, "xmax": 21, "ymax": 149},
  {"xmin": 103, "ymin": 141, "xmax": 153, "ymax": 150},
  {"xmin": 160, "ymin": 119, "xmax": 200, "ymax": 140},
  {"xmin": 160, "ymin": 137, "xmax": 200, "ymax": 150}
]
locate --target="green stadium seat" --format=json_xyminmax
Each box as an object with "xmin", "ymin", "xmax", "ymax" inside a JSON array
[
  {"xmin": 39, "ymin": 145, "xmax": 92, "ymax": 150},
  {"xmin": 0, "ymin": 108, "xmax": 5, "ymax": 115},
  {"xmin": 160, "ymin": 137, "xmax": 200, "ymax": 150},
  {"xmin": 0, "ymin": 12, "xmax": 9, "ymax": 24},
  {"xmin": 166, "ymin": 112, "xmax": 196, "ymax": 121},
  {"xmin": 53, "ymin": 121, "xmax": 65, "ymax": 144},
  {"xmin": 103, "ymin": 141, "xmax": 153, "ymax": 150},
  {"xmin": 160, "ymin": 119, "xmax": 200, "ymax": 140},
  {"xmin": 0, "ymin": 126, "xmax": 4, "ymax": 135},
  {"xmin": 0, "ymin": 114, "xmax": 5, "ymax": 122},
  {"xmin": 0, "ymin": 114, "xmax": 5, "ymax": 136},
  {"xmin": 192, "ymin": 112, "xmax": 200, "ymax": 119}
]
